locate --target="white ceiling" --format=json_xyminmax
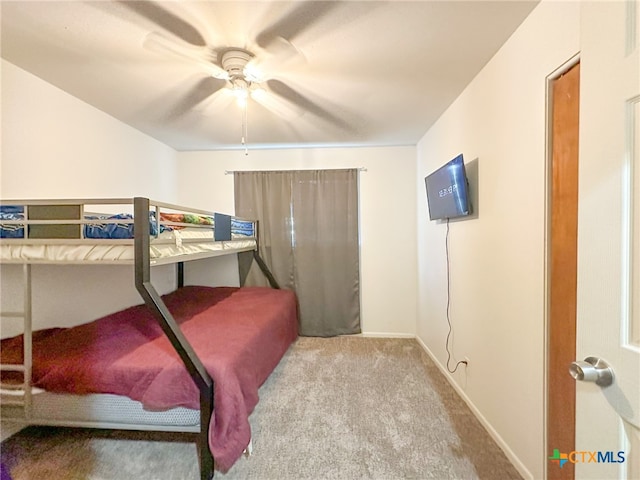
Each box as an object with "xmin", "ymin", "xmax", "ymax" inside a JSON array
[{"xmin": 1, "ymin": 1, "xmax": 538, "ymax": 151}]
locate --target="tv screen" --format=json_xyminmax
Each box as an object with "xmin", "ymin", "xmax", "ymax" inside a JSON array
[{"xmin": 425, "ymin": 154, "xmax": 471, "ymax": 220}]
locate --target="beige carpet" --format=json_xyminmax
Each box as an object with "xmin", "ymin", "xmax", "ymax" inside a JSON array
[{"xmin": 1, "ymin": 337, "xmax": 523, "ymax": 479}]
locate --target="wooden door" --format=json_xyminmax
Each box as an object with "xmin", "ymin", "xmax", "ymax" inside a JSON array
[{"xmin": 547, "ymin": 61, "xmax": 580, "ymax": 480}]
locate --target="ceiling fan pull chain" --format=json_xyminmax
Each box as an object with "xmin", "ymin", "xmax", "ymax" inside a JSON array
[{"xmin": 242, "ymin": 101, "xmax": 249, "ymax": 156}]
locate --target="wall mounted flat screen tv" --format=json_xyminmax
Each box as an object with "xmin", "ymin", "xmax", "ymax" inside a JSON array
[{"xmin": 425, "ymin": 154, "xmax": 471, "ymax": 220}]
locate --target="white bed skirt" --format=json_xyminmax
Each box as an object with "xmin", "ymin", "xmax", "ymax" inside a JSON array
[{"xmin": 1, "ymin": 391, "xmax": 200, "ymax": 432}]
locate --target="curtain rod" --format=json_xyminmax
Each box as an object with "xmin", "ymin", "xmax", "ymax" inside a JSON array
[{"xmin": 224, "ymin": 167, "xmax": 367, "ymax": 175}]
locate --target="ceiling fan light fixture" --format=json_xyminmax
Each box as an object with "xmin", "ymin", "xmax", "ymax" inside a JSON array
[
  {"xmin": 233, "ymin": 86, "xmax": 249, "ymax": 108},
  {"xmin": 219, "ymin": 48, "xmax": 265, "ymax": 154}
]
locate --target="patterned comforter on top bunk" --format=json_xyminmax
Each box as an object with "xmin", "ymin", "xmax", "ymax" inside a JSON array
[{"xmin": 0, "ymin": 208, "xmax": 254, "ymax": 239}]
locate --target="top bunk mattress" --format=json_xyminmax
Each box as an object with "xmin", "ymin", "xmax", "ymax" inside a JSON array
[{"xmin": 0, "ymin": 231, "xmax": 256, "ymax": 264}]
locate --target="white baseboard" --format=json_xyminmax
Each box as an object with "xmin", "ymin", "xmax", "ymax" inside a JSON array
[
  {"xmin": 356, "ymin": 332, "xmax": 416, "ymax": 338},
  {"xmin": 414, "ymin": 335, "xmax": 533, "ymax": 480}
]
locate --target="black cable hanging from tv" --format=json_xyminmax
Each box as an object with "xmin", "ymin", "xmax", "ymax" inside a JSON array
[{"xmin": 445, "ymin": 218, "xmax": 468, "ymax": 373}]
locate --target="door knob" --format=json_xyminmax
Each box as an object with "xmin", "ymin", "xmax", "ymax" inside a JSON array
[{"xmin": 569, "ymin": 356, "xmax": 614, "ymax": 387}]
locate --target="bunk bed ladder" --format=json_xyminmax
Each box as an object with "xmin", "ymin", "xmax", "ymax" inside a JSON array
[
  {"xmin": 0, "ymin": 264, "xmax": 33, "ymax": 418},
  {"xmin": 133, "ymin": 198, "xmax": 215, "ymax": 480}
]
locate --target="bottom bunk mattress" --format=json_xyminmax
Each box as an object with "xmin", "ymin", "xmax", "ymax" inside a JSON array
[{"xmin": 0, "ymin": 286, "xmax": 298, "ymax": 471}]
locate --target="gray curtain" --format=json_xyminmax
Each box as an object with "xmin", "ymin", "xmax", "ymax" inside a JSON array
[{"xmin": 234, "ymin": 169, "xmax": 360, "ymax": 337}]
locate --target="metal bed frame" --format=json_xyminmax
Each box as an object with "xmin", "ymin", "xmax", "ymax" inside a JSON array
[{"xmin": 1, "ymin": 196, "xmax": 279, "ymax": 480}]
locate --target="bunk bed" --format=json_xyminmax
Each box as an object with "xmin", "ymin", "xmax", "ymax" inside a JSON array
[{"xmin": 0, "ymin": 197, "xmax": 298, "ymax": 480}]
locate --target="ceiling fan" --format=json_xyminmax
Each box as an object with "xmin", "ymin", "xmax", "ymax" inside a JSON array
[
  {"xmin": 121, "ymin": 1, "xmax": 349, "ymax": 149},
  {"xmin": 145, "ymin": 34, "xmax": 274, "ymax": 112}
]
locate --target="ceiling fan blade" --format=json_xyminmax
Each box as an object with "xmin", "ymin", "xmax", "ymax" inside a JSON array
[
  {"xmin": 248, "ymin": 40, "xmax": 306, "ymax": 76},
  {"xmin": 265, "ymin": 79, "xmax": 351, "ymax": 131},
  {"xmin": 256, "ymin": 2, "xmax": 338, "ymax": 50},
  {"xmin": 167, "ymin": 77, "xmax": 228, "ymax": 120},
  {"xmin": 198, "ymin": 87, "xmax": 235, "ymax": 116},
  {"xmin": 257, "ymin": 36, "xmax": 307, "ymax": 69},
  {"xmin": 251, "ymin": 86, "xmax": 302, "ymax": 119},
  {"xmin": 118, "ymin": 0, "xmax": 206, "ymax": 47},
  {"xmin": 144, "ymin": 32, "xmax": 228, "ymax": 79}
]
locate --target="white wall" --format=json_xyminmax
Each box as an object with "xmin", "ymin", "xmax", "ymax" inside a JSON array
[
  {"xmin": 416, "ymin": 2, "xmax": 580, "ymax": 479},
  {"xmin": 175, "ymin": 147, "xmax": 418, "ymax": 336},
  {"xmin": 0, "ymin": 61, "xmax": 177, "ymax": 201},
  {"xmin": 0, "ymin": 60, "xmax": 179, "ymax": 335}
]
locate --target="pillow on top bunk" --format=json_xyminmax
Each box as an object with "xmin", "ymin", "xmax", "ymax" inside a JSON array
[
  {"xmin": 0, "ymin": 206, "xmax": 24, "ymax": 238},
  {"xmin": 84, "ymin": 213, "xmax": 170, "ymax": 239},
  {"xmin": 160, "ymin": 213, "xmax": 214, "ymax": 228},
  {"xmin": 230, "ymin": 219, "xmax": 254, "ymax": 237}
]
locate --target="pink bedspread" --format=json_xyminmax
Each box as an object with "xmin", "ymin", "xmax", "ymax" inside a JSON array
[{"xmin": 0, "ymin": 286, "xmax": 298, "ymax": 471}]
